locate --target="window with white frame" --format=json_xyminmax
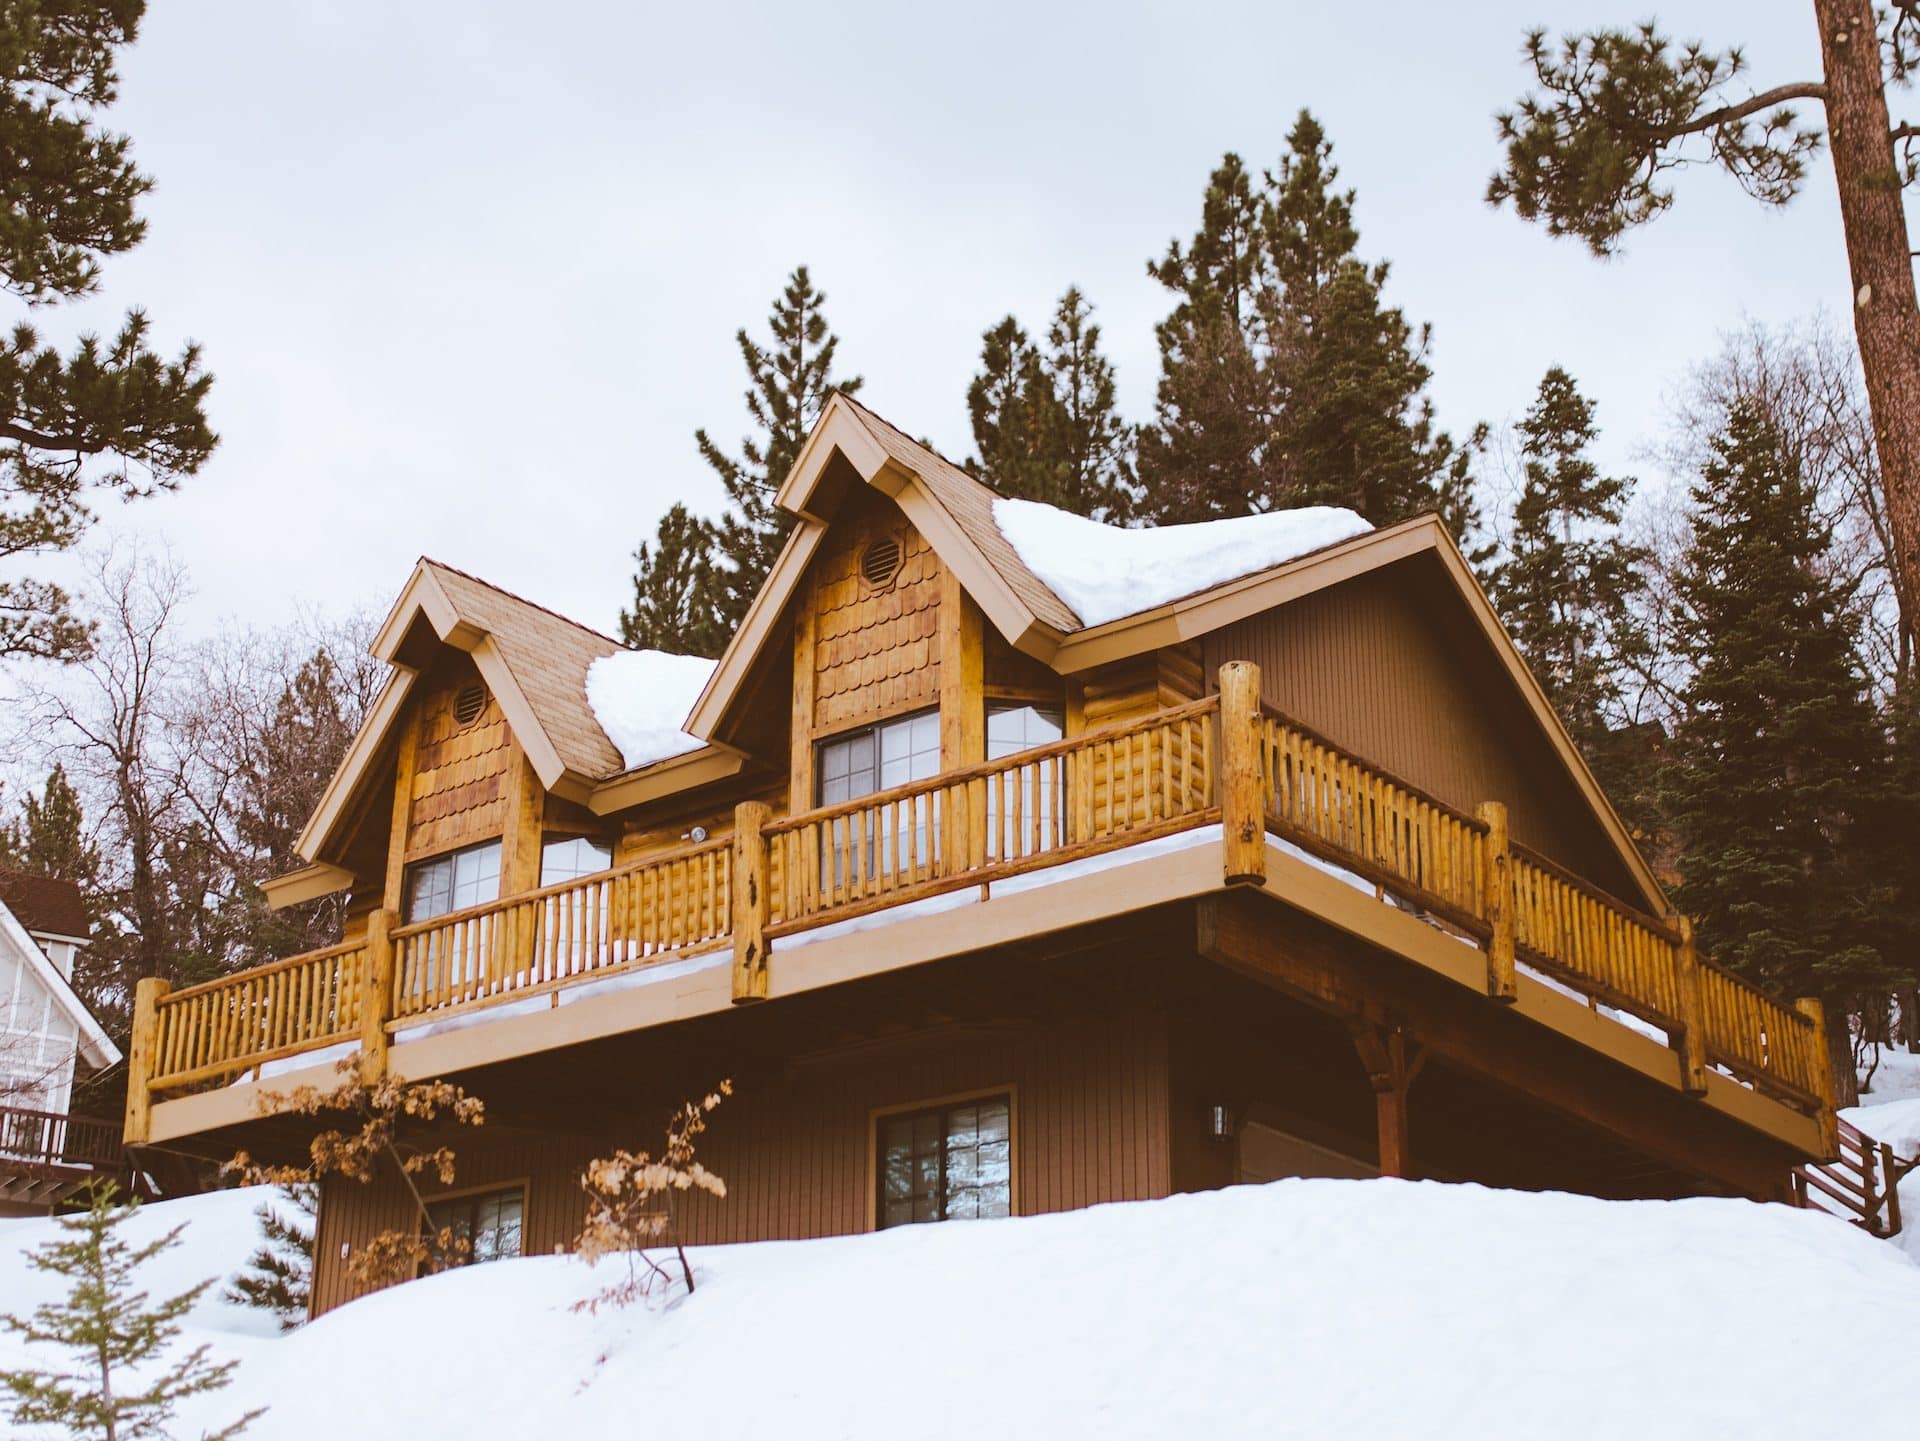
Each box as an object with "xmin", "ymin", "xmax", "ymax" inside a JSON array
[
  {"xmin": 877, "ymin": 1094, "xmax": 1013, "ymax": 1229},
  {"xmin": 540, "ymin": 836, "xmax": 612, "ymax": 888},
  {"xmin": 403, "ymin": 840, "xmax": 502, "ymax": 925},
  {"xmin": 985, "ymin": 702, "xmax": 1065, "ymax": 860},
  {"xmin": 815, "ymin": 710, "xmax": 942, "ymax": 885}
]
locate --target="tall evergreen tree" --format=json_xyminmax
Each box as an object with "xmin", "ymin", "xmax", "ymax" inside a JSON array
[
  {"xmin": 617, "ymin": 502, "xmax": 726, "ymax": 657},
  {"xmin": 1138, "ymin": 112, "xmax": 1478, "ymax": 534},
  {"xmin": 1491, "ymin": 368, "xmax": 1648, "ymax": 745},
  {"xmin": 699, "ymin": 267, "xmax": 861, "ymax": 630},
  {"xmin": 0, "ymin": 1, "xmax": 216, "ymax": 662},
  {"xmin": 966, "ymin": 288, "xmax": 1135, "ymax": 521},
  {"xmin": 1664, "ymin": 401, "xmax": 1895, "ymax": 1102},
  {"xmin": 0, "ymin": 764, "xmax": 100, "ymax": 895},
  {"xmin": 1, "ymin": 1184, "xmax": 260, "ymax": 1440}
]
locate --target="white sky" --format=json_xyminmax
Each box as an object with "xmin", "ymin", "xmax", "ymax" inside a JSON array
[{"xmin": 39, "ymin": 1, "xmax": 1850, "ymax": 638}]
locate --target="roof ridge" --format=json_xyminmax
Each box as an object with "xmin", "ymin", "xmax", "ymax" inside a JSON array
[
  {"xmin": 834, "ymin": 391, "xmax": 1004, "ymax": 503},
  {"xmin": 418, "ymin": 557, "xmax": 627, "ymax": 650}
]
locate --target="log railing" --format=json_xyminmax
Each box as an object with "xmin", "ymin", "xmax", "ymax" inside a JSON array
[
  {"xmin": 391, "ymin": 838, "xmax": 732, "ymax": 1020},
  {"xmin": 123, "ymin": 660, "xmax": 1837, "ymax": 1159}
]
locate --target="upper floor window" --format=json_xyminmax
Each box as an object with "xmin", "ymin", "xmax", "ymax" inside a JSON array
[
  {"xmin": 404, "ymin": 840, "xmax": 501, "ymax": 924},
  {"xmin": 877, "ymin": 1093, "xmax": 1012, "ymax": 1229},
  {"xmin": 986, "ymin": 703, "xmax": 1066, "ymax": 859},
  {"xmin": 986, "ymin": 703, "xmax": 1063, "ymax": 759},
  {"xmin": 817, "ymin": 709, "xmax": 941, "ymax": 805},
  {"xmin": 540, "ymin": 836, "xmax": 612, "ymax": 887},
  {"xmin": 424, "ymin": 1184, "xmax": 524, "ymax": 1269}
]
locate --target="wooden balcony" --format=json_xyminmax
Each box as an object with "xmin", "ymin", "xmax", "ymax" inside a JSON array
[
  {"xmin": 123, "ymin": 664, "xmax": 1837, "ymax": 1158},
  {"xmin": 0, "ymin": 1102, "xmax": 127, "ymax": 1208}
]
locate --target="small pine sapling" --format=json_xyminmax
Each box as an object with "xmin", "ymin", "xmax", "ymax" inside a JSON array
[
  {"xmin": 574, "ymin": 1081, "xmax": 732, "ymax": 1306},
  {"xmin": 222, "ymin": 1185, "xmax": 315, "ymax": 1331},
  {"xmin": 0, "ymin": 1182, "xmax": 262, "ymax": 1441},
  {"xmin": 227, "ymin": 1059, "xmax": 484, "ymax": 1290}
]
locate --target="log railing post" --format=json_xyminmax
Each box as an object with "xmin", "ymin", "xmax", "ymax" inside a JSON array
[
  {"xmin": 360, "ymin": 909, "xmax": 396, "ymax": 1083},
  {"xmin": 1795, "ymin": 996, "xmax": 1842, "ymax": 1160},
  {"xmin": 1218, "ymin": 661, "xmax": 1266, "ymax": 886},
  {"xmin": 1671, "ymin": 916, "xmax": 1709, "ymax": 1096},
  {"xmin": 1475, "ymin": 801, "xmax": 1516, "ymax": 1002},
  {"xmin": 123, "ymin": 976, "xmax": 170, "ymax": 1146},
  {"xmin": 732, "ymin": 801, "xmax": 772, "ymax": 1003}
]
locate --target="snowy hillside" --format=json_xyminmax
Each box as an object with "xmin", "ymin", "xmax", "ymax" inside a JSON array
[{"xmin": 4, "ymin": 1179, "xmax": 1918, "ymax": 1441}]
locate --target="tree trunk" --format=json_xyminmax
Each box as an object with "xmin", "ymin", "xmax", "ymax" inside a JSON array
[
  {"xmin": 1828, "ymin": 1004, "xmax": 1860, "ymax": 1109},
  {"xmin": 1814, "ymin": 0, "xmax": 1920, "ymax": 641}
]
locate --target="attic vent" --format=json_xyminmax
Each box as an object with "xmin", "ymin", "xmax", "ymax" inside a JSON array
[
  {"xmin": 453, "ymin": 682, "xmax": 488, "ymax": 727},
  {"xmin": 861, "ymin": 537, "xmax": 903, "ymax": 588}
]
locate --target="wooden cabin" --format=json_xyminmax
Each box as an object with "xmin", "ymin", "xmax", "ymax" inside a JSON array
[{"xmin": 123, "ymin": 394, "xmax": 1840, "ymax": 1316}]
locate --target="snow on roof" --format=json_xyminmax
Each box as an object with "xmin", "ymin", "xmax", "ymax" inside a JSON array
[
  {"xmin": 992, "ymin": 497, "xmax": 1373, "ymax": 629},
  {"xmin": 4, "ymin": 1177, "xmax": 1915, "ymax": 1438},
  {"xmin": 584, "ymin": 650, "xmax": 717, "ymax": 772}
]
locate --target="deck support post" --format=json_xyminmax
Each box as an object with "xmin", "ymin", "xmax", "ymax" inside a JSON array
[
  {"xmin": 1475, "ymin": 801, "xmax": 1516, "ymax": 1002},
  {"xmin": 360, "ymin": 909, "xmax": 396, "ymax": 1083},
  {"xmin": 1350, "ymin": 1020, "xmax": 1426, "ymax": 1179},
  {"xmin": 123, "ymin": 977, "xmax": 170, "ymax": 1147},
  {"xmin": 1671, "ymin": 916, "xmax": 1709, "ymax": 1096},
  {"xmin": 1218, "ymin": 661, "xmax": 1266, "ymax": 886},
  {"xmin": 732, "ymin": 801, "xmax": 772, "ymax": 1004},
  {"xmin": 1794, "ymin": 996, "xmax": 1842, "ymax": 1160}
]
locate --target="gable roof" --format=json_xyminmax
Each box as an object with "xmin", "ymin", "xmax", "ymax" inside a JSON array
[
  {"xmin": 292, "ymin": 560, "xmax": 741, "ymax": 872},
  {"xmin": 0, "ymin": 895, "xmax": 117, "ymax": 1070},
  {"xmin": 0, "ymin": 869, "xmax": 89, "ymax": 942},
  {"xmin": 688, "ymin": 392, "xmax": 1670, "ymax": 916}
]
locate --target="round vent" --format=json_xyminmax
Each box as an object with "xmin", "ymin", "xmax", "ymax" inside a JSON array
[
  {"xmin": 452, "ymin": 682, "xmax": 488, "ymax": 727},
  {"xmin": 861, "ymin": 537, "xmax": 903, "ymax": 588}
]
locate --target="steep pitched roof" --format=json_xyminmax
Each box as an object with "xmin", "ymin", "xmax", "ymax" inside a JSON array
[
  {"xmin": 0, "ymin": 895, "xmax": 116, "ymax": 1070},
  {"xmin": 0, "ymin": 869, "xmax": 89, "ymax": 942}
]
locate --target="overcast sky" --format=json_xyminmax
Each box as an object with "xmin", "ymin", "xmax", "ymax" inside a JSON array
[{"xmin": 45, "ymin": 1, "xmax": 1849, "ymax": 639}]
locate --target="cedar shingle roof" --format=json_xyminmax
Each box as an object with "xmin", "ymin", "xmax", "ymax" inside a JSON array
[
  {"xmin": 0, "ymin": 868, "xmax": 89, "ymax": 941},
  {"xmin": 420, "ymin": 561, "xmax": 628, "ymax": 779},
  {"xmin": 836, "ymin": 395, "xmax": 1082, "ymax": 632}
]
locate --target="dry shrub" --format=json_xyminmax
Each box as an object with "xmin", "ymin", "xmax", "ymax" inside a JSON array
[
  {"xmin": 226, "ymin": 1057, "xmax": 486, "ymax": 1288},
  {"xmin": 574, "ymin": 1080, "xmax": 731, "ymax": 1306}
]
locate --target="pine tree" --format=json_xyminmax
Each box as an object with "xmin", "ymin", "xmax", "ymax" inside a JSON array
[
  {"xmin": 697, "ymin": 267, "xmax": 861, "ymax": 632},
  {"xmin": 1, "ymin": 1184, "xmax": 260, "ymax": 1440},
  {"xmin": 966, "ymin": 289, "xmax": 1135, "ymax": 521},
  {"xmin": 0, "ymin": 765, "xmax": 101, "ymax": 894},
  {"xmin": 224, "ymin": 1186, "xmax": 315, "ymax": 1332},
  {"xmin": 1664, "ymin": 401, "xmax": 1896, "ymax": 1102},
  {"xmin": 1138, "ymin": 112, "xmax": 1478, "ymax": 533},
  {"xmin": 1491, "ymin": 368, "xmax": 1648, "ymax": 746},
  {"xmin": 0, "ymin": 2, "xmax": 217, "ymax": 663},
  {"xmin": 618, "ymin": 503, "xmax": 727, "ymax": 657}
]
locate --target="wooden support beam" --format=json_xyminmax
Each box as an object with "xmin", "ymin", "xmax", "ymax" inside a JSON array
[
  {"xmin": 360, "ymin": 909, "xmax": 397, "ymax": 1083},
  {"xmin": 938, "ymin": 567, "xmax": 984, "ymax": 772},
  {"xmin": 1671, "ymin": 916, "xmax": 1709, "ymax": 1096},
  {"xmin": 1350, "ymin": 1020, "xmax": 1426, "ymax": 1178},
  {"xmin": 1218, "ymin": 661, "xmax": 1266, "ymax": 886},
  {"xmin": 789, "ymin": 576, "xmax": 818, "ymax": 812},
  {"xmin": 1475, "ymin": 801, "xmax": 1516, "ymax": 1003},
  {"xmin": 1795, "ymin": 996, "xmax": 1841, "ymax": 1160},
  {"xmin": 123, "ymin": 976, "xmax": 170, "ymax": 1146},
  {"xmin": 1195, "ymin": 891, "xmax": 1800, "ymax": 1199},
  {"xmin": 732, "ymin": 801, "xmax": 772, "ymax": 1004}
]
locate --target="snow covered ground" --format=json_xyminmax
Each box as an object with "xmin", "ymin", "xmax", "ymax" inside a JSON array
[
  {"xmin": 1846, "ymin": 1046, "xmax": 1920, "ymax": 1262},
  {"xmin": 3, "ymin": 1178, "xmax": 1916, "ymax": 1440}
]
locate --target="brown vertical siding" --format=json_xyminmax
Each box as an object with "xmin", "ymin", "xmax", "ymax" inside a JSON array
[
  {"xmin": 1203, "ymin": 564, "xmax": 1636, "ymax": 894},
  {"xmin": 309, "ymin": 1010, "xmax": 1170, "ymax": 1316}
]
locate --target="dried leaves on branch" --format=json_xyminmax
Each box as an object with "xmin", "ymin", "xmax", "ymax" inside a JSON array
[
  {"xmin": 227, "ymin": 1060, "xmax": 485, "ymax": 1290},
  {"xmin": 574, "ymin": 1080, "xmax": 732, "ymax": 1306}
]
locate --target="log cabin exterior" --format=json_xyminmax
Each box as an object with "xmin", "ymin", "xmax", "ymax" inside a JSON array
[{"xmin": 123, "ymin": 394, "xmax": 1842, "ymax": 1316}]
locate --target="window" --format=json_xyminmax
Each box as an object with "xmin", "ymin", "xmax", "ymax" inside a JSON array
[
  {"xmin": 985, "ymin": 703, "xmax": 1066, "ymax": 860},
  {"xmin": 540, "ymin": 835, "xmax": 612, "ymax": 887},
  {"xmin": 403, "ymin": 840, "xmax": 501, "ymax": 924},
  {"xmin": 424, "ymin": 1185, "xmax": 525, "ymax": 1268},
  {"xmin": 816, "ymin": 710, "xmax": 942, "ymax": 886},
  {"xmin": 877, "ymin": 1094, "xmax": 1012, "ymax": 1230}
]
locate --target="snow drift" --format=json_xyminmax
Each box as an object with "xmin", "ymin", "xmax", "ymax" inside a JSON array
[
  {"xmin": 3, "ymin": 1179, "xmax": 1916, "ymax": 1440},
  {"xmin": 584, "ymin": 649, "xmax": 716, "ymax": 771},
  {"xmin": 993, "ymin": 497, "xmax": 1372, "ymax": 628}
]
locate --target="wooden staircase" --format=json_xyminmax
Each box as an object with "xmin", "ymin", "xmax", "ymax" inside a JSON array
[{"xmin": 1793, "ymin": 1115, "xmax": 1913, "ymax": 1239}]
